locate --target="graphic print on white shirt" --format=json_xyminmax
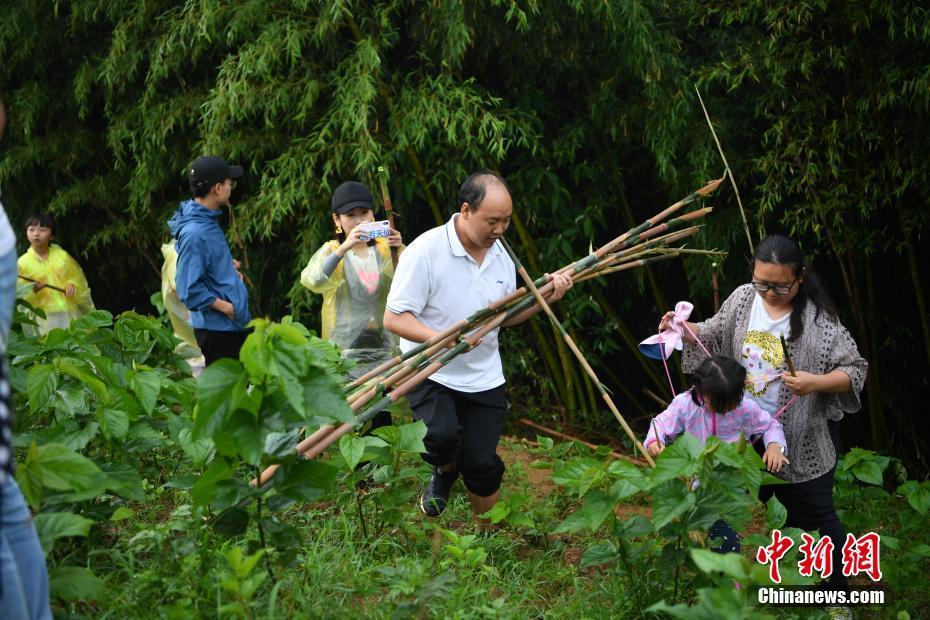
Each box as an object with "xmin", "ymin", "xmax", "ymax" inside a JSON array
[
  {"xmin": 345, "ymin": 249, "xmax": 380, "ymax": 295},
  {"xmin": 742, "ymin": 294, "xmax": 791, "ymax": 414}
]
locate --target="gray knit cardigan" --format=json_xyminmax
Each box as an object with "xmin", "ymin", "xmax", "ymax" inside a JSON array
[{"xmin": 682, "ymin": 284, "xmax": 868, "ymax": 483}]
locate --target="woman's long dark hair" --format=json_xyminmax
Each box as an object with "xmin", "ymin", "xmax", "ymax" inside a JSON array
[
  {"xmin": 753, "ymin": 234, "xmax": 837, "ymax": 341},
  {"xmin": 691, "ymin": 355, "xmax": 746, "ymax": 413}
]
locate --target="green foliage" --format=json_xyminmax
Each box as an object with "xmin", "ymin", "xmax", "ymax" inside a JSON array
[{"xmin": 3, "ymin": 0, "xmax": 928, "ymax": 465}]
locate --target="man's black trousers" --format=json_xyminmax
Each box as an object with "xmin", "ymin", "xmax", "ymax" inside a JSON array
[{"xmin": 405, "ymin": 379, "xmax": 507, "ymax": 497}]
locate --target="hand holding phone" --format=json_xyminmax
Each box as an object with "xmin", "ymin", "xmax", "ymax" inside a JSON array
[{"xmin": 356, "ymin": 220, "xmax": 391, "ymax": 240}]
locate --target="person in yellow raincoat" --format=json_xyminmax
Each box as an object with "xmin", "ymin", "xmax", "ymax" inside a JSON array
[
  {"xmin": 301, "ymin": 181, "xmax": 403, "ymax": 430},
  {"xmin": 161, "ymin": 240, "xmax": 206, "ymax": 375},
  {"xmin": 17, "ymin": 213, "xmax": 95, "ymax": 336}
]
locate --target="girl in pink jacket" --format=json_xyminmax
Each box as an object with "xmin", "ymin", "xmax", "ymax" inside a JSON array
[
  {"xmin": 644, "ymin": 355, "xmax": 789, "ymax": 554},
  {"xmin": 645, "ymin": 355, "xmax": 789, "ymax": 472}
]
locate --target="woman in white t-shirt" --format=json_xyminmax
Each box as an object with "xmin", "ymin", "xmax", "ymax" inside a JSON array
[{"xmin": 659, "ymin": 234, "xmax": 867, "ymax": 586}]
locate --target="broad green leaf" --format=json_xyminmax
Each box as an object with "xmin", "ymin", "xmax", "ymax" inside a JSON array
[
  {"xmin": 301, "ymin": 365, "xmax": 354, "ymax": 424},
  {"xmin": 261, "ymin": 518, "xmax": 303, "ymax": 550},
  {"xmin": 276, "ymin": 460, "xmax": 338, "ymax": 502},
  {"xmin": 648, "ymin": 586, "xmax": 749, "ymax": 619},
  {"xmin": 239, "ymin": 326, "xmax": 306, "ymax": 411},
  {"xmin": 85, "ymin": 355, "xmax": 123, "ymax": 388},
  {"xmin": 110, "ymin": 507, "xmax": 134, "ymax": 521},
  {"xmin": 69, "ymin": 310, "xmax": 113, "ymax": 330},
  {"xmin": 26, "ymin": 364, "xmax": 58, "ymax": 413},
  {"xmin": 650, "ymin": 432, "xmax": 702, "ymax": 485},
  {"xmin": 393, "ymin": 421, "xmax": 427, "ymax": 453},
  {"xmin": 17, "ymin": 443, "xmax": 43, "ymax": 511},
  {"xmin": 339, "ymin": 434, "xmax": 367, "ymax": 471},
  {"xmin": 373, "ymin": 421, "xmax": 427, "ymax": 453},
  {"xmin": 53, "ymin": 384, "xmax": 88, "ymax": 417},
  {"xmin": 128, "ymin": 369, "xmax": 162, "ymax": 415},
  {"xmin": 125, "ymin": 422, "xmax": 165, "ymax": 452},
  {"xmin": 651, "ymin": 479, "xmax": 696, "ymax": 530},
  {"xmin": 178, "ymin": 428, "xmax": 214, "ymax": 467},
  {"xmin": 224, "ymin": 411, "xmax": 265, "ymax": 465},
  {"xmin": 194, "ymin": 359, "xmax": 245, "ymax": 440},
  {"xmin": 551, "ymin": 458, "xmax": 606, "ymax": 498},
  {"xmin": 690, "ymin": 548, "xmax": 750, "ymax": 581},
  {"xmin": 31, "ymin": 443, "xmax": 107, "ymax": 492},
  {"xmin": 99, "ymin": 463, "xmax": 146, "ymax": 501},
  {"xmin": 851, "ymin": 460, "xmax": 884, "ymax": 486},
  {"xmin": 339, "ymin": 434, "xmax": 387, "ymax": 471},
  {"xmin": 535, "ymin": 435, "xmax": 554, "ymax": 450},
  {"xmin": 48, "ymin": 566, "xmax": 106, "ymax": 601},
  {"xmin": 212, "ymin": 479, "xmax": 257, "ymax": 511},
  {"xmin": 58, "ymin": 422, "xmax": 99, "ymax": 451},
  {"xmin": 34, "ymin": 512, "xmax": 94, "ymax": 553},
  {"xmin": 192, "ymin": 459, "xmax": 235, "ymax": 507},
  {"xmin": 213, "ymin": 507, "xmax": 250, "ymax": 537},
  {"xmin": 766, "ymin": 495, "xmax": 788, "ymax": 529},
  {"xmin": 106, "ymin": 388, "xmax": 143, "ymax": 421},
  {"xmin": 607, "ymin": 459, "xmax": 647, "ymax": 489},
  {"xmin": 907, "ymin": 544, "xmax": 930, "ymax": 558},
  {"xmin": 263, "ymin": 429, "xmax": 301, "ymax": 461},
  {"xmin": 609, "ymin": 478, "xmax": 641, "ymax": 502},
  {"xmin": 614, "ymin": 515, "xmax": 653, "ymax": 538},
  {"xmin": 552, "ymin": 490, "xmax": 615, "ymax": 534},
  {"xmin": 581, "ymin": 541, "xmax": 619, "ymax": 568},
  {"xmin": 97, "ymin": 408, "xmax": 129, "ymax": 440},
  {"xmin": 371, "ymin": 425, "xmax": 400, "ymax": 446},
  {"xmin": 485, "ymin": 501, "xmax": 511, "ymax": 525},
  {"xmin": 56, "ymin": 358, "xmax": 108, "ymax": 402},
  {"xmin": 899, "ymin": 481, "xmax": 930, "ymax": 515}
]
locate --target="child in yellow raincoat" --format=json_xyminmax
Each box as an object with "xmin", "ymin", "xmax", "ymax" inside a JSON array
[
  {"xmin": 17, "ymin": 213, "xmax": 95, "ymax": 336},
  {"xmin": 161, "ymin": 240, "xmax": 206, "ymax": 374},
  {"xmin": 301, "ymin": 182, "xmax": 403, "ymax": 430}
]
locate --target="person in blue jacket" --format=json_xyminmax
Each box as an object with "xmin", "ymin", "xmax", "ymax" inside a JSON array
[{"xmin": 168, "ymin": 155, "xmax": 251, "ymax": 365}]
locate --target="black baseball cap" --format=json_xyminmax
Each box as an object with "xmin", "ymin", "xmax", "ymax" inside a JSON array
[
  {"xmin": 331, "ymin": 181, "xmax": 374, "ymax": 214},
  {"xmin": 189, "ymin": 156, "xmax": 244, "ymax": 189}
]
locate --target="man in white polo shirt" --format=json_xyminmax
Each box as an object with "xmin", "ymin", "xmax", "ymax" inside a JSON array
[{"xmin": 384, "ymin": 171, "xmax": 572, "ymax": 526}]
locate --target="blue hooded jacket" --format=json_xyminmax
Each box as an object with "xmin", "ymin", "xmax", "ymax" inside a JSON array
[{"xmin": 168, "ymin": 200, "xmax": 251, "ymax": 332}]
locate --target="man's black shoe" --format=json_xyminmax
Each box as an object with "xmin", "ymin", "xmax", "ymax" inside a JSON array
[{"xmin": 419, "ymin": 466, "xmax": 458, "ymax": 517}]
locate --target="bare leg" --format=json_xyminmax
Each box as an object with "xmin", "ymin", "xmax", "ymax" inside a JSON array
[{"xmin": 468, "ymin": 490, "xmax": 500, "ymax": 531}]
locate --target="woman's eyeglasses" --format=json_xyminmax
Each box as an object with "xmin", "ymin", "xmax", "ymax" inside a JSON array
[{"xmin": 751, "ymin": 275, "xmax": 800, "ymax": 295}]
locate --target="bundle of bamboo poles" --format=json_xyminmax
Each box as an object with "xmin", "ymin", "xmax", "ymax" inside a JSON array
[{"xmin": 253, "ymin": 177, "xmax": 724, "ymax": 486}]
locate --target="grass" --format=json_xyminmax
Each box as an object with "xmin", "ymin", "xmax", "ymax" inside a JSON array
[{"xmin": 49, "ymin": 433, "xmax": 925, "ymax": 620}]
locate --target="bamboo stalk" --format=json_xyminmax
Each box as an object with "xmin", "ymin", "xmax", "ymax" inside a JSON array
[
  {"xmin": 18, "ymin": 274, "xmax": 67, "ymax": 293},
  {"xmin": 575, "ymin": 253, "xmax": 682, "ymax": 283},
  {"xmin": 693, "ymin": 85, "xmax": 754, "ymax": 254},
  {"xmin": 643, "ymin": 388, "xmax": 669, "ymax": 409},
  {"xmin": 517, "ymin": 418, "xmax": 646, "ymax": 467},
  {"xmin": 253, "ymin": 308, "xmax": 519, "ymax": 486},
  {"xmin": 501, "ymin": 237, "xmax": 656, "ymax": 468},
  {"xmin": 780, "ymin": 335, "xmax": 796, "ymax": 377},
  {"xmin": 255, "ymin": 179, "xmax": 726, "ymax": 484},
  {"xmin": 377, "ymin": 165, "xmax": 399, "ymax": 269},
  {"xmin": 280, "ymin": 313, "xmax": 512, "ymax": 473}
]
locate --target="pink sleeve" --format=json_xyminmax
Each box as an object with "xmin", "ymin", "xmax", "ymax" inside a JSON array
[
  {"xmin": 645, "ymin": 393, "xmax": 689, "ymax": 447},
  {"xmin": 742, "ymin": 399, "xmax": 788, "ymax": 453}
]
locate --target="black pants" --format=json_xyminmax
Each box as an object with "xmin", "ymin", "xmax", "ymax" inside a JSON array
[
  {"xmin": 194, "ymin": 329, "xmax": 249, "ymax": 366},
  {"xmin": 405, "ymin": 379, "xmax": 507, "ymax": 497},
  {"xmin": 709, "ymin": 519, "xmax": 741, "ymax": 553},
  {"xmin": 759, "ymin": 421, "xmax": 847, "ymax": 586}
]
